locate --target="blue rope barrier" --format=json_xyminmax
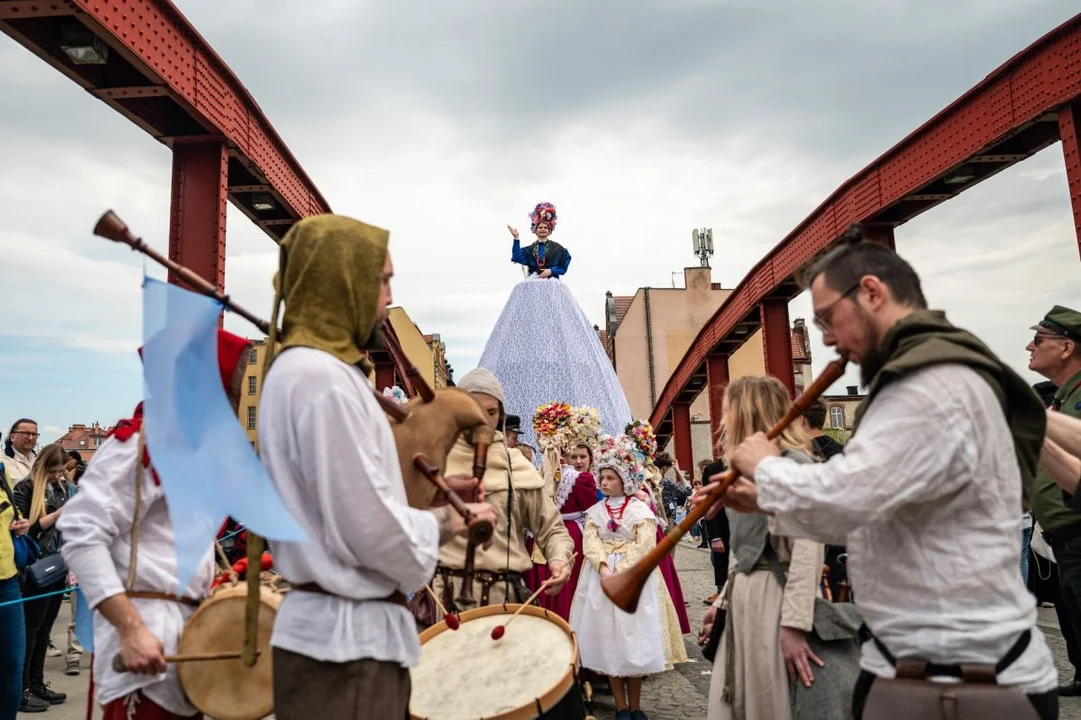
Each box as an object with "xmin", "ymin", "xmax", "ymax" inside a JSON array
[{"xmin": 0, "ymin": 524, "xmax": 251, "ymax": 608}]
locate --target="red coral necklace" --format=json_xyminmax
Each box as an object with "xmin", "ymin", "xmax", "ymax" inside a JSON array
[{"xmin": 605, "ymin": 497, "xmax": 631, "ymax": 532}]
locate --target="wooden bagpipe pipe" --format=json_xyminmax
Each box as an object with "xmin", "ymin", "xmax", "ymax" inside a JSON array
[
  {"xmin": 601, "ymin": 356, "xmax": 849, "ymax": 613},
  {"xmin": 93, "ymin": 210, "xmax": 496, "ymax": 718}
]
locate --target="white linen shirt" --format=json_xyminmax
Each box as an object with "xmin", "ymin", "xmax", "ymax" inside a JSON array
[
  {"xmin": 58, "ymin": 435, "xmax": 216, "ymax": 715},
  {"xmin": 258, "ymin": 347, "xmax": 440, "ymax": 667},
  {"xmin": 756, "ymin": 363, "xmax": 1057, "ymax": 694}
]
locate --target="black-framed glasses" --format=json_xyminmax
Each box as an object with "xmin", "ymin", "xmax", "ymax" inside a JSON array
[{"xmin": 813, "ymin": 282, "xmax": 862, "ymax": 332}]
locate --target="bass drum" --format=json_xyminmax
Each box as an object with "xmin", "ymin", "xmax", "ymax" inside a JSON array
[
  {"xmin": 177, "ymin": 582, "xmax": 281, "ymax": 720},
  {"xmin": 410, "ymin": 603, "xmax": 587, "ymax": 719}
]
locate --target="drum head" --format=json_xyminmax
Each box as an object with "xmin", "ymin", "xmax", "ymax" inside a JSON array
[
  {"xmin": 177, "ymin": 584, "xmax": 280, "ymax": 720},
  {"xmin": 410, "ymin": 604, "xmax": 579, "ymax": 720}
]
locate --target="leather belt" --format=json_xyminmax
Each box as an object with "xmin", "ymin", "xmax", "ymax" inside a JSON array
[
  {"xmin": 125, "ymin": 591, "xmax": 200, "ymax": 608},
  {"xmin": 435, "ymin": 566, "xmax": 527, "ymax": 608},
  {"xmin": 291, "ymin": 582, "xmax": 408, "ymax": 609}
]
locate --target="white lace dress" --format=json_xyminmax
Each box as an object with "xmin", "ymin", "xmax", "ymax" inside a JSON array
[
  {"xmin": 478, "ymin": 277, "xmax": 632, "ymax": 453},
  {"xmin": 569, "ymin": 497, "xmax": 683, "ymax": 677}
]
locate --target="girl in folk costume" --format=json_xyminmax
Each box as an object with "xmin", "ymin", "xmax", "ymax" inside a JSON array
[
  {"xmin": 530, "ymin": 404, "xmax": 603, "ymax": 619},
  {"xmin": 570, "ymin": 435, "xmax": 687, "ymax": 720},
  {"xmin": 704, "ymin": 376, "xmax": 859, "ymax": 720},
  {"xmin": 625, "ymin": 420, "xmax": 692, "ymax": 635},
  {"xmin": 58, "ymin": 329, "xmax": 253, "ymax": 720}
]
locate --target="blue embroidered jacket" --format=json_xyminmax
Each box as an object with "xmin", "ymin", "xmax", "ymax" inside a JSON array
[{"xmin": 510, "ymin": 239, "xmax": 571, "ymax": 277}]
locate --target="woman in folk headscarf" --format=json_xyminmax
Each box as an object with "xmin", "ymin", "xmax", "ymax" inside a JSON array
[
  {"xmin": 433, "ymin": 369, "xmax": 574, "ymax": 611},
  {"xmin": 625, "ymin": 419, "xmax": 692, "ymax": 635}
]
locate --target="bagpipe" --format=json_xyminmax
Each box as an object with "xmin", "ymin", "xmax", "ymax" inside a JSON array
[{"xmin": 94, "ymin": 210, "xmax": 498, "ymax": 719}]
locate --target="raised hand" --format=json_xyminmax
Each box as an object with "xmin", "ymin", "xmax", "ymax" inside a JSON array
[{"xmin": 507, "ymin": 225, "xmax": 519, "ymax": 239}]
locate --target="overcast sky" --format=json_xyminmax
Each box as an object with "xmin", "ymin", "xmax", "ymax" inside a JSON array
[{"xmin": 1, "ymin": 0, "xmax": 1079, "ymax": 445}]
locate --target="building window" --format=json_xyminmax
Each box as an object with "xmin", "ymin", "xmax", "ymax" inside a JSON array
[
  {"xmin": 247, "ymin": 406, "xmax": 257, "ymax": 430},
  {"xmin": 249, "ymin": 348, "xmax": 258, "ymax": 365},
  {"xmin": 829, "ymin": 405, "xmax": 845, "ymax": 428},
  {"xmin": 92, "ymin": 436, "xmax": 101, "ymax": 447},
  {"xmin": 248, "ymin": 376, "xmax": 257, "ymax": 395}
]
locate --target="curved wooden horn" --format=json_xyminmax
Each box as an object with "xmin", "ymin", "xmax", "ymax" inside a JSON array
[{"xmin": 601, "ymin": 358, "xmax": 848, "ymax": 613}]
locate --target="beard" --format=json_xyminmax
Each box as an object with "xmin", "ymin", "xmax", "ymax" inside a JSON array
[
  {"xmin": 856, "ymin": 307, "xmax": 888, "ymax": 387},
  {"xmin": 361, "ymin": 321, "xmax": 386, "ymax": 352}
]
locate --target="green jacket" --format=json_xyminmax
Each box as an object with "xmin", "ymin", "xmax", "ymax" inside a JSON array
[
  {"xmin": 1033, "ymin": 368, "xmax": 1081, "ymax": 531},
  {"xmin": 854, "ymin": 310, "xmax": 1046, "ymax": 512}
]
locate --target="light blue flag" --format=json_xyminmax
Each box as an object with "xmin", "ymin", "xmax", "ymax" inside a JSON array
[
  {"xmin": 74, "ymin": 587, "xmax": 94, "ymax": 653},
  {"xmin": 141, "ymin": 276, "xmax": 307, "ymax": 589}
]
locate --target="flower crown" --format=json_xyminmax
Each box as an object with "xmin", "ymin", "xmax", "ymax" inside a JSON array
[
  {"xmin": 382, "ymin": 385, "xmax": 408, "ymax": 405},
  {"xmin": 534, "ymin": 403, "xmax": 603, "ymax": 452},
  {"xmin": 529, "ymin": 202, "xmax": 558, "ymax": 232},
  {"xmin": 594, "ymin": 434, "xmax": 647, "ymax": 496},
  {"xmin": 625, "ymin": 419, "xmax": 657, "ymax": 461},
  {"xmin": 533, "ymin": 402, "xmax": 573, "ymax": 448}
]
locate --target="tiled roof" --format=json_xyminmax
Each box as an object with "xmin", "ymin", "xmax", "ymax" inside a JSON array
[
  {"xmin": 613, "ymin": 296, "xmax": 634, "ymax": 328},
  {"xmin": 791, "ymin": 327, "xmax": 810, "ymax": 363}
]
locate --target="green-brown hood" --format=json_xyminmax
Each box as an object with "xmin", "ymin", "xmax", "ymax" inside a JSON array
[
  {"xmin": 269, "ymin": 214, "xmax": 389, "ymax": 370},
  {"xmin": 855, "ymin": 309, "xmax": 1045, "ymax": 511}
]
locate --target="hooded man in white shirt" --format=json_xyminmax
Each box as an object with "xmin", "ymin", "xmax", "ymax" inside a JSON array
[{"xmin": 256, "ymin": 214, "xmax": 498, "ymax": 720}]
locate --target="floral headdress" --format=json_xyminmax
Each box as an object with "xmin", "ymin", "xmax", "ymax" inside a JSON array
[
  {"xmin": 594, "ymin": 434, "xmax": 647, "ymax": 496},
  {"xmin": 529, "ymin": 202, "xmax": 557, "ymax": 233},
  {"xmin": 566, "ymin": 406, "xmax": 603, "ymax": 452},
  {"xmin": 533, "ymin": 402, "xmax": 574, "ymax": 449},
  {"xmin": 382, "ymin": 385, "xmax": 408, "ymax": 405},
  {"xmin": 625, "ymin": 419, "xmax": 658, "ymax": 462}
]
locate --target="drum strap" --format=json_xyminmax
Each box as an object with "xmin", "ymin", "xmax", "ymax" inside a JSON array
[
  {"xmin": 290, "ymin": 582, "xmax": 408, "ymax": 609},
  {"xmin": 124, "ymin": 590, "xmax": 200, "ymax": 608}
]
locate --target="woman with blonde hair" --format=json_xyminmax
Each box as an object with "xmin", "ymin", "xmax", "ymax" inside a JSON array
[
  {"xmin": 12, "ymin": 443, "xmax": 71, "ymax": 709},
  {"xmin": 704, "ymin": 376, "xmax": 859, "ymax": 720}
]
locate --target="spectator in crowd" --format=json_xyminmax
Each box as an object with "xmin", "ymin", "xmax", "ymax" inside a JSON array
[
  {"xmin": 1027, "ymin": 306, "xmax": 1081, "ymax": 696},
  {"xmin": 4, "ymin": 419, "xmax": 38, "ymax": 483}
]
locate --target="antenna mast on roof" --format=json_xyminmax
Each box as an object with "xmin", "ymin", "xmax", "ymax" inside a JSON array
[{"xmin": 692, "ymin": 227, "xmax": 713, "ymax": 268}]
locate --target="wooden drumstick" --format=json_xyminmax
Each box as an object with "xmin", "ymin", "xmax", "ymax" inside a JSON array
[
  {"xmin": 111, "ymin": 650, "xmax": 260, "ymax": 673},
  {"xmin": 424, "ymin": 584, "xmax": 460, "ymax": 630},
  {"xmin": 491, "ymin": 553, "xmax": 577, "ymax": 640}
]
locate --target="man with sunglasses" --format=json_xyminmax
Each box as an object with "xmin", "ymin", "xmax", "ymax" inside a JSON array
[
  {"xmin": 699, "ymin": 231, "xmax": 1058, "ymax": 718},
  {"xmin": 1028, "ymin": 305, "xmax": 1081, "ymax": 698}
]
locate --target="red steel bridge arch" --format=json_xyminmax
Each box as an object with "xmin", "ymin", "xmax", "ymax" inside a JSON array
[
  {"xmin": 0, "ymin": 0, "xmax": 415, "ymax": 393},
  {"xmin": 651, "ymin": 13, "xmax": 1081, "ymax": 469}
]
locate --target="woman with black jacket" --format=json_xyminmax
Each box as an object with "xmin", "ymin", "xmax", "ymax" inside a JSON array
[{"xmin": 12, "ymin": 444, "xmax": 70, "ymax": 711}]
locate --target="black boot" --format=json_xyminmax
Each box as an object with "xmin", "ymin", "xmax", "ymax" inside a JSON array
[
  {"xmin": 32, "ymin": 681, "xmax": 67, "ymax": 704},
  {"xmin": 19, "ymin": 689, "xmax": 49, "ymax": 713},
  {"xmin": 1059, "ymin": 678, "xmax": 1081, "ymax": 697}
]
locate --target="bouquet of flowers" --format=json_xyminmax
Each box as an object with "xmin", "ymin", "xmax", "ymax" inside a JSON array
[
  {"xmin": 625, "ymin": 419, "xmax": 657, "ymax": 461},
  {"xmin": 533, "ymin": 401, "xmax": 574, "ymax": 446},
  {"xmin": 382, "ymin": 385, "xmax": 408, "ymax": 405}
]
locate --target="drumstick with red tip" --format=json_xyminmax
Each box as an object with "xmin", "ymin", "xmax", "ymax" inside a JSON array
[
  {"xmin": 424, "ymin": 584, "xmax": 460, "ymax": 630},
  {"xmin": 491, "ymin": 553, "xmax": 577, "ymax": 640}
]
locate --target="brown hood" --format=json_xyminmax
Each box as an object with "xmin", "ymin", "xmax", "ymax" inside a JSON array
[{"xmin": 269, "ymin": 214, "xmax": 389, "ymax": 369}]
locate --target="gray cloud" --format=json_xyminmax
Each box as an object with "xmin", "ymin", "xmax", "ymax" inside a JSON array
[{"xmin": 0, "ymin": 0, "xmax": 1078, "ymax": 433}]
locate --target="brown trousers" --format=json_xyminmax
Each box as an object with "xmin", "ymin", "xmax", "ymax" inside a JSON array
[{"xmin": 273, "ymin": 647, "xmax": 411, "ymax": 720}]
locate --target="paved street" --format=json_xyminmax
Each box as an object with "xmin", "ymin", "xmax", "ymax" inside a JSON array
[{"xmin": 35, "ymin": 542, "xmax": 1081, "ymax": 718}]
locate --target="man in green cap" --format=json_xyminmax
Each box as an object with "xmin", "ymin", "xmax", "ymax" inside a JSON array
[
  {"xmin": 1028, "ymin": 304, "xmax": 1081, "ymax": 697},
  {"xmin": 256, "ymin": 215, "xmax": 498, "ymax": 719}
]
